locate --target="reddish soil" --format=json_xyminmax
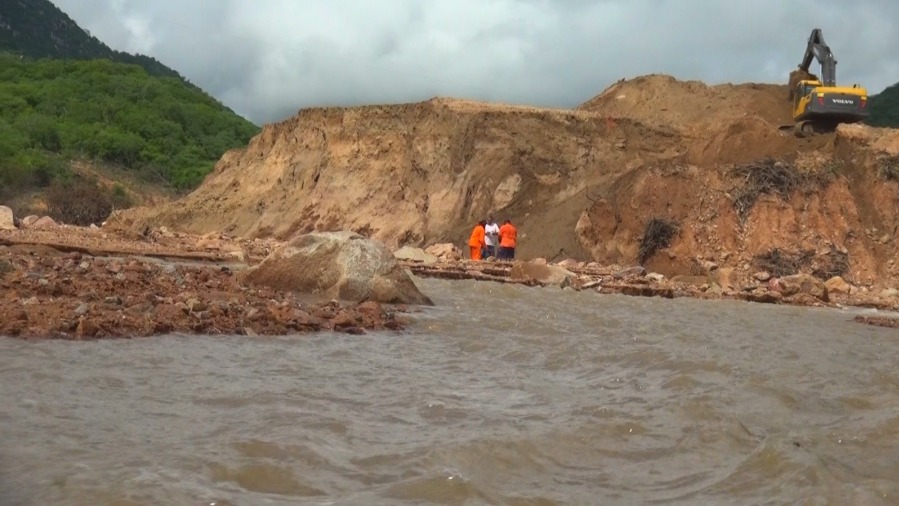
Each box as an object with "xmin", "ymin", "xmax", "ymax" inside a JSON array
[{"xmin": 0, "ymin": 228, "xmax": 409, "ymax": 339}]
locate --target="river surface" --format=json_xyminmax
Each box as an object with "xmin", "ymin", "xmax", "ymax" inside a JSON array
[{"xmin": 1, "ymin": 278, "xmax": 898, "ymax": 505}]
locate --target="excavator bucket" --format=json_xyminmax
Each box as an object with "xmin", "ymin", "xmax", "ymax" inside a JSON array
[{"xmin": 788, "ymin": 69, "xmax": 817, "ymax": 100}]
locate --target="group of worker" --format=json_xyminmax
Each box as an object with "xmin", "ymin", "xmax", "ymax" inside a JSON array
[{"xmin": 467, "ymin": 216, "xmax": 517, "ymax": 261}]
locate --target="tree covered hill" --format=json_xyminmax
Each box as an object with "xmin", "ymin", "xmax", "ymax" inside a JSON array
[
  {"xmin": 0, "ymin": 0, "xmax": 180, "ymax": 79},
  {"xmin": 0, "ymin": 0, "xmax": 261, "ymax": 225},
  {"xmin": 867, "ymin": 82, "xmax": 899, "ymax": 128},
  {"xmin": 0, "ymin": 54, "xmax": 259, "ymax": 191}
]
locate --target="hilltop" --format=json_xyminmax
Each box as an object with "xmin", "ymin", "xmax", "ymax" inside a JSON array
[{"xmin": 0, "ymin": 0, "xmax": 180, "ymax": 79}]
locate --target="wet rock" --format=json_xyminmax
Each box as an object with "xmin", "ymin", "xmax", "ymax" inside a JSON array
[
  {"xmin": 394, "ymin": 246, "xmax": 439, "ymax": 265},
  {"xmin": 824, "ymin": 276, "xmax": 851, "ymax": 295},
  {"xmin": 618, "ymin": 285, "xmax": 674, "ymax": 298},
  {"xmin": 509, "ymin": 261, "xmax": 573, "ymax": 287},
  {"xmin": 785, "ymin": 293, "xmax": 827, "ymax": 307},
  {"xmin": 854, "ymin": 315, "xmax": 899, "ymax": 328},
  {"xmin": 778, "ymin": 274, "xmax": 828, "ymax": 302},
  {"xmin": 241, "ymin": 231, "xmax": 433, "ymax": 305},
  {"xmin": 612, "ymin": 266, "xmax": 646, "ymax": 279},
  {"xmin": 76, "ymin": 317, "xmax": 100, "ymax": 337},
  {"xmin": 0, "ymin": 206, "xmax": 15, "ymax": 230},
  {"xmin": 740, "ymin": 291, "xmax": 782, "ymax": 304}
]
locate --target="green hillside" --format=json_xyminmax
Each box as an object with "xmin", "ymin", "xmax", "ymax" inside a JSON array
[
  {"xmin": 0, "ymin": 54, "xmax": 259, "ymax": 191},
  {"xmin": 0, "ymin": 0, "xmax": 260, "ymax": 224},
  {"xmin": 867, "ymin": 82, "xmax": 899, "ymax": 128}
]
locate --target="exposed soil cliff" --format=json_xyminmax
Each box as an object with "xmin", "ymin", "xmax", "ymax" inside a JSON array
[{"xmin": 118, "ymin": 74, "xmax": 899, "ymax": 287}]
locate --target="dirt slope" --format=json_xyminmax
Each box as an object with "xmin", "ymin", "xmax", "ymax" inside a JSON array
[{"xmin": 117, "ymin": 74, "xmax": 899, "ymax": 286}]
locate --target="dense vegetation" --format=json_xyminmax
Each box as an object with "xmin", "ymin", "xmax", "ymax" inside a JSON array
[
  {"xmin": 0, "ymin": 54, "xmax": 259, "ymax": 193},
  {"xmin": 0, "ymin": 0, "xmax": 180, "ymax": 79},
  {"xmin": 867, "ymin": 82, "xmax": 899, "ymax": 128}
]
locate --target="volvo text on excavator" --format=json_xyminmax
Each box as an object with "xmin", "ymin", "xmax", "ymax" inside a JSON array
[{"xmin": 780, "ymin": 28, "xmax": 869, "ymax": 136}]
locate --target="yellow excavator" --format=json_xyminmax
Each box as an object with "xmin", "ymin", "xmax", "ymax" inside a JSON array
[{"xmin": 781, "ymin": 28, "xmax": 869, "ymax": 136}]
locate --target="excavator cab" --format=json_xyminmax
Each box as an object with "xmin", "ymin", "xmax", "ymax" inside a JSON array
[{"xmin": 781, "ymin": 29, "xmax": 869, "ymax": 136}]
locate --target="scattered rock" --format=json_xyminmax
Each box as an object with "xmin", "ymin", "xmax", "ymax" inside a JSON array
[
  {"xmin": 394, "ymin": 246, "xmax": 439, "ymax": 265},
  {"xmin": 424, "ymin": 243, "xmax": 462, "ymax": 261}
]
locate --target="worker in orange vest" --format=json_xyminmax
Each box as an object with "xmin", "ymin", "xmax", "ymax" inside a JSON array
[
  {"xmin": 468, "ymin": 220, "xmax": 486, "ymax": 260},
  {"xmin": 498, "ymin": 219, "xmax": 517, "ymax": 260}
]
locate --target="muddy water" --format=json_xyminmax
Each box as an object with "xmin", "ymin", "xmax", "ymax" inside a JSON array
[{"xmin": 1, "ymin": 278, "xmax": 898, "ymax": 505}]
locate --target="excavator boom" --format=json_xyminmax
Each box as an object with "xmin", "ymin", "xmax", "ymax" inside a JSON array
[{"xmin": 799, "ymin": 28, "xmax": 836, "ymax": 86}]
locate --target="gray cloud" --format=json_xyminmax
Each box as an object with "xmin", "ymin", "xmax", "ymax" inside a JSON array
[{"xmin": 52, "ymin": 0, "xmax": 899, "ymax": 125}]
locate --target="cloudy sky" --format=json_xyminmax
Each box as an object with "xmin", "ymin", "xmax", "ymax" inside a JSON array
[{"xmin": 52, "ymin": 0, "xmax": 899, "ymax": 126}]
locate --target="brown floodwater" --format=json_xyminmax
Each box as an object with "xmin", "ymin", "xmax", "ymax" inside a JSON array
[{"xmin": 1, "ymin": 278, "xmax": 898, "ymax": 505}]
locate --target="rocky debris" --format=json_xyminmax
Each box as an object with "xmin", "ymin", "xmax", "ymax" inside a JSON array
[
  {"xmin": 0, "ymin": 227, "xmax": 411, "ymax": 339},
  {"xmin": 394, "ymin": 246, "xmax": 439, "ymax": 265},
  {"xmin": 854, "ymin": 315, "xmax": 899, "ymax": 328},
  {"xmin": 424, "ymin": 243, "xmax": 463, "ymax": 261},
  {"xmin": 401, "ymin": 253, "xmax": 899, "ymax": 317},
  {"xmin": 0, "ymin": 206, "xmax": 14, "ymax": 230},
  {"xmin": 0, "ymin": 244, "xmax": 409, "ymax": 340},
  {"xmin": 774, "ymin": 273, "xmax": 829, "ymax": 302},
  {"xmin": 241, "ymin": 231, "xmax": 433, "ymax": 305}
]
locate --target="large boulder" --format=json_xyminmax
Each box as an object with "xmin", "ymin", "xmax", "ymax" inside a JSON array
[
  {"xmin": 777, "ymin": 273, "xmax": 829, "ymax": 302},
  {"xmin": 393, "ymin": 246, "xmax": 438, "ymax": 265},
  {"xmin": 240, "ymin": 231, "xmax": 433, "ymax": 305},
  {"xmin": 509, "ymin": 260, "xmax": 573, "ymax": 287},
  {"xmin": 0, "ymin": 206, "xmax": 14, "ymax": 230}
]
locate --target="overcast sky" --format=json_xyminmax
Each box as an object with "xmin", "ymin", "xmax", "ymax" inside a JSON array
[{"xmin": 51, "ymin": 0, "xmax": 899, "ymax": 126}]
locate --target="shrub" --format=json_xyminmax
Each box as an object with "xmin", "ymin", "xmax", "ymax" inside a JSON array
[
  {"xmin": 45, "ymin": 178, "xmax": 112, "ymax": 225},
  {"xmin": 637, "ymin": 218, "xmax": 679, "ymax": 265}
]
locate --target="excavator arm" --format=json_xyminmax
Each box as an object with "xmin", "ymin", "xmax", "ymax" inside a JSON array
[{"xmin": 798, "ymin": 28, "xmax": 836, "ymax": 87}]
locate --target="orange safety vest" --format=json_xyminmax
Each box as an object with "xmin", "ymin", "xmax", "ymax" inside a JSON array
[
  {"xmin": 499, "ymin": 223, "xmax": 517, "ymax": 248},
  {"xmin": 468, "ymin": 225, "xmax": 485, "ymax": 248}
]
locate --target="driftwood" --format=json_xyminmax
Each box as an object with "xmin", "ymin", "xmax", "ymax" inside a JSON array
[{"xmin": 0, "ymin": 235, "xmax": 232, "ymax": 262}]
